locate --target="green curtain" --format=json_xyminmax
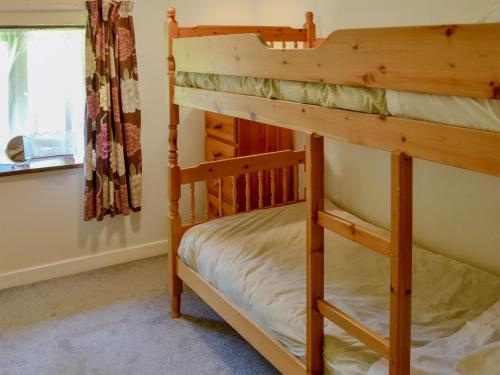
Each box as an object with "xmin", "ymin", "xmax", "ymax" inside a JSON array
[{"xmin": 0, "ymin": 31, "xmax": 29, "ymax": 140}]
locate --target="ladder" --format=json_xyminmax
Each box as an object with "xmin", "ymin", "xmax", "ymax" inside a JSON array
[{"xmin": 306, "ymin": 134, "xmax": 413, "ymax": 375}]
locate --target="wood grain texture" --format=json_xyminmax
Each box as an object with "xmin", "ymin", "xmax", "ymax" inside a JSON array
[
  {"xmin": 317, "ymin": 299, "xmax": 390, "ymax": 359},
  {"xmin": 167, "ymin": 7, "xmax": 182, "ymax": 318},
  {"xmin": 205, "ymin": 112, "xmax": 237, "ymax": 144},
  {"xmin": 270, "ymin": 168, "xmax": 276, "ymax": 206},
  {"xmin": 178, "ymin": 25, "xmax": 307, "ymax": 41},
  {"xmin": 231, "ymin": 175, "xmax": 238, "ymax": 214},
  {"xmin": 205, "ymin": 137, "xmax": 237, "ymax": 161},
  {"xmin": 217, "ymin": 177, "xmax": 223, "ymax": 217},
  {"xmin": 189, "ymin": 182, "xmax": 195, "ymax": 225},
  {"xmin": 182, "ymin": 150, "xmax": 305, "ymax": 184},
  {"xmin": 317, "ymin": 210, "xmax": 391, "ymax": 257},
  {"xmin": 175, "ymin": 87, "xmax": 500, "ymax": 177},
  {"xmin": 390, "ymin": 153, "xmax": 413, "ymax": 375},
  {"xmin": 177, "ymin": 260, "xmax": 306, "ymax": 375},
  {"xmin": 174, "ymin": 23, "xmax": 500, "ymax": 99},
  {"xmin": 245, "ymin": 172, "xmax": 251, "ymax": 212},
  {"xmin": 306, "ymin": 134, "xmax": 324, "ymax": 374},
  {"xmin": 258, "ymin": 170, "xmax": 264, "ymax": 208}
]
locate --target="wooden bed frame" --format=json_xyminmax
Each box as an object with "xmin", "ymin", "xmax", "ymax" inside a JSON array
[{"xmin": 167, "ymin": 8, "xmax": 500, "ymax": 375}]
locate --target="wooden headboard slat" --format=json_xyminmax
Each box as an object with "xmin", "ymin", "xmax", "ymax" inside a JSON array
[{"xmin": 177, "ymin": 26, "xmax": 308, "ymax": 41}]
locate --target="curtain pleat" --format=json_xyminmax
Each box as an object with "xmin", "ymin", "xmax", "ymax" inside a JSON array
[{"xmin": 84, "ymin": 0, "xmax": 142, "ymax": 221}]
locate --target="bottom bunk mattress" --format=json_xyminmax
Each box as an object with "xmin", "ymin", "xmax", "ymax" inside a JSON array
[{"xmin": 178, "ymin": 202, "xmax": 500, "ymax": 374}]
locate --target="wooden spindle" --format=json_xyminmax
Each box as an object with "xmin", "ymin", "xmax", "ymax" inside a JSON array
[
  {"xmin": 281, "ymin": 40, "xmax": 286, "ymax": 49},
  {"xmin": 282, "ymin": 167, "xmax": 289, "ymax": 203},
  {"xmin": 269, "ymin": 41, "xmax": 274, "ymax": 48},
  {"xmin": 258, "ymin": 170, "xmax": 264, "ymax": 208},
  {"xmin": 218, "ymin": 177, "xmax": 223, "ymax": 217},
  {"xmin": 231, "ymin": 175, "xmax": 237, "ymax": 214},
  {"xmin": 293, "ymin": 164, "xmax": 299, "ymax": 201},
  {"xmin": 270, "ymin": 169, "xmax": 276, "ymax": 206},
  {"xmin": 189, "ymin": 182, "xmax": 195, "ymax": 224},
  {"xmin": 245, "ymin": 173, "xmax": 251, "ymax": 212},
  {"xmin": 204, "ymin": 180, "xmax": 209, "ymax": 220},
  {"xmin": 294, "ymin": 40, "xmax": 298, "ymax": 49}
]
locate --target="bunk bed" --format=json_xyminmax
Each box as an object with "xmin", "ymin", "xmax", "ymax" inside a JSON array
[{"xmin": 166, "ymin": 8, "xmax": 500, "ymax": 375}]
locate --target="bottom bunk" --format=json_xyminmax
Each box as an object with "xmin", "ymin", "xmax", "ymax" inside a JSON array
[{"xmin": 177, "ymin": 201, "xmax": 500, "ymax": 375}]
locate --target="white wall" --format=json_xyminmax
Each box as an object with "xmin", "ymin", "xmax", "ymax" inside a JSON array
[
  {"xmin": 253, "ymin": 0, "xmax": 500, "ymax": 275},
  {"xmin": 0, "ymin": 0, "xmax": 259, "ymax": 289}
]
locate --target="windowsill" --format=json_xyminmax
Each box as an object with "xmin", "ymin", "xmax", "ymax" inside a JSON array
[{"xmin": 0, "ymin": 154, "xmax": 83, "ymax": 177}]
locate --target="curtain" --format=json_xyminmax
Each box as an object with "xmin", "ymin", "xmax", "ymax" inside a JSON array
[
  {"xmin": 84, "ymin": 0, "xmax": 142, "ymax": 221},
  {"xmin": 0, "ymin": 30, "xmax": 28, "ymax": 152}
]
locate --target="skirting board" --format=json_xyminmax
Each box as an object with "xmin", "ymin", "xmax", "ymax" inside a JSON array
[{"xmin": 0, "ymin": 240, "xmax": 167, "ymax": 290}]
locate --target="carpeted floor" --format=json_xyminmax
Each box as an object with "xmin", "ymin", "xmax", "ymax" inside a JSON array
[{"xmin": 0, "ymin": 256, "xmax": 278, "ymax": 375}]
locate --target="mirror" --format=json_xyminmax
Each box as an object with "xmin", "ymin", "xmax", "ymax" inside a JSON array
[{"xmin": 5, "ymin": 136, "xmax": 34, "ymax": 164}]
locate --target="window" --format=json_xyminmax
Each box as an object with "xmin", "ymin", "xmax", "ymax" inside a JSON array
[{"xmin": 0, "ymin": 27, "xmax": 85, "ymax": 164}]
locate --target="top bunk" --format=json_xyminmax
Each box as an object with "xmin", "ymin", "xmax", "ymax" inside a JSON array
[{"xmin": 168, "ymin": 9, "xmax": 500, "ymax": 177}]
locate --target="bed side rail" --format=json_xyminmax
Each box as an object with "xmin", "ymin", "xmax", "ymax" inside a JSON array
[
  {"xmin": 173, "ymin": 23, "xmax": 500, "ymax": 99},
  {"xmin": 174, "ymin": 87, "xmax": 500, "ymax": 178},
  {"xmin": 179, "ymin": 150, "xmax": 305, "ymax": 233}
]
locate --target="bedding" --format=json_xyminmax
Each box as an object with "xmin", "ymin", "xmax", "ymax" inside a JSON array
[
  {"xmin": 178, "ymin": 202, "xmax": 500, "ymax": 374},
  {"xmin": 175, "ymin": 71, "xmax": 500, "ymax": 133},
  {"xmin": 368, "ymin": 299, "xmax": 500, "ymax": 375}
]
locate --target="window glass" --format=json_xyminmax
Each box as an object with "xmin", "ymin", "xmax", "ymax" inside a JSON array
[{"xmin": 0, "ymin": 28, "xmax": 85, "ymax": 163}]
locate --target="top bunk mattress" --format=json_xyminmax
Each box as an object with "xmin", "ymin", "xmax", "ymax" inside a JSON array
[
  {"xmin": 178, "ymin": 201, "xmax": 500, "ymax": 375},
  {"xmin": 175, "ymin": 71, "xmax": 500, "ymax": 133}
]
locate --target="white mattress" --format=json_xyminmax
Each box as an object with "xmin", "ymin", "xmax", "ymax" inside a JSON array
[
  {"xmin": 386, "ymin": 90, "xmax": 500, "ymax": 133},
  {"xmin": 178, "ymin": 202, "xmax": 500, "ymax": 374},
  {"xmin": 369, "ymin": 299, "xmax": 500, "ymax": 375},
  {"xmin": 385, "ymin": 5, "xmax": 500, "ymax": 134}
]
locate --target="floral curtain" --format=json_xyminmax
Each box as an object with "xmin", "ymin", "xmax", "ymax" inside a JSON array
[{"xmin": 84, "ymin": 0, "xmax": 142, "ymax": 221}]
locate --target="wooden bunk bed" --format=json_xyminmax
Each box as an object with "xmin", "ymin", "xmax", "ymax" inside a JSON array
[{"xmin": 167, "ymin": 8, "xmax": 500, "ymax": 375}]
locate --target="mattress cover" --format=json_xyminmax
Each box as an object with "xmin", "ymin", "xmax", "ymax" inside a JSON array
[
  {"xmin": 368, "ymin": 299, "xmax": 500, "ymax": 375},
  {"xmin": 178, "ymin": 202, "xmax": 500, "ymax": 374},
  {"xmin": 175, "ymin": 71, "xmax": 500, "ymax": 133}
]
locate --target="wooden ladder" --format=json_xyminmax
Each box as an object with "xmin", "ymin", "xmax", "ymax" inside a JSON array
[{"xmin": 306, "ymin": 134, "xmax": 413, "ymax": 375}]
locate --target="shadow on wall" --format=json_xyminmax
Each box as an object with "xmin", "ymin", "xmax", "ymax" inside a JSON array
[{"xmin": 78, "ymin": 211, "xmax": 142, "ymax": 254}]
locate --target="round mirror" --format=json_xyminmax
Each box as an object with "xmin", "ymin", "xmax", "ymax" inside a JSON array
[{"xmin": 5, "ymin": 136, "xmax": 34, "ymax": 164}]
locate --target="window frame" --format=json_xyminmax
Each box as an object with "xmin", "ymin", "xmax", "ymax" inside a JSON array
[{"xmin": 0, "ymin": 24, "xmax": 86, "ymax": 177}]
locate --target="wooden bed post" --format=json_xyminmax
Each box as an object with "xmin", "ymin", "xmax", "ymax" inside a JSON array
[
  {"xmin": 304, "ymin": 11, "xmax": 316, "ymax": 48},
  {"xmin": 168, "ymin": 7, "xmax": 182, "ymax": 319},
  {"xmin": 306, "ymin": 133, "xmax": 324, "ymax": 374},
  {"xmin": 390, "ymin": 152, "xmax": 413, "ymax": 375}
]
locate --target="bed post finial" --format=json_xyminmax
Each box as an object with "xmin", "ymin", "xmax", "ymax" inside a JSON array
[
  {"xmin": 167, "ymin": 7, "xmax": 176, "ymax": 20},
  {"xmin": 304, "ymin": 11, "xmax": 316, "ymax": 48},
  {"xmin": 167, "ymin": 5, "xmax": 182, "ymax": 319},
  {"xmin": 305, "ymin": 11, "xmax": 313, "ymax": 23}
]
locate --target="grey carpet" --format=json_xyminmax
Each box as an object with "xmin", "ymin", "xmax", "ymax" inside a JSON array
[{"xmin": 0, "ymin": 256, "xmax": 278, "ymax": 375}]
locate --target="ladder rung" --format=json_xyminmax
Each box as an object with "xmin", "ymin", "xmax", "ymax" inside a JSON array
[
  {"xmin": 317, "ymin": 299, "xmax": 390, "ymax": 359},
  {"xmin": 316, "ymin": 210, "xmax": 391, "ymax": 257}
]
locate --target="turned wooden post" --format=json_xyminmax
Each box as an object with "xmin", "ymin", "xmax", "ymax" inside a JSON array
[
  {"xmin": 167, "ymin": 7, "xmax": 182, "ymax": 319},
  {"xmin": 304, "ymin": 11, "xmax": 316, "ymax": 48}
]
